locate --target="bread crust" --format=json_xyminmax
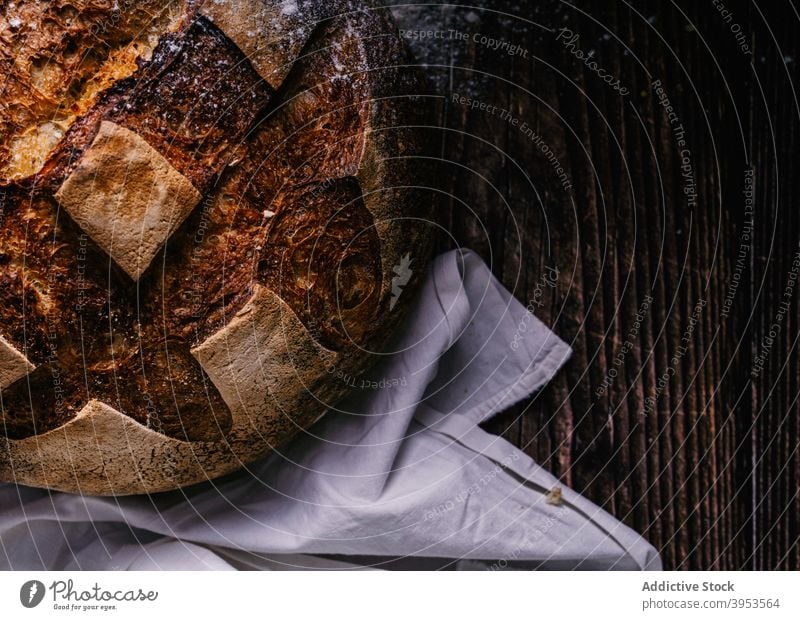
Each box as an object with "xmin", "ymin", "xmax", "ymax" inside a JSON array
[
  {"xmin": 0, "ymin": 336, "xmax": 34, "ymax": 390},
  {"xmin": 55, "ymin": 121, "xmax": 203, "ymax": 280},
  {"xmin": 0, "ymin": 1, "xmax": 434, "ymax": 494}
]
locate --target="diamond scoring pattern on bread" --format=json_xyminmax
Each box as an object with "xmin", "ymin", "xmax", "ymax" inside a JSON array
[
  {"xmin": 0, "ymin": 336, "xmax": 34, "ymax": 391},
  {"xmin": 191, "ymin": 285, "xmax": 337, "ymax": 439},
  {"xmin": 199, "ymin": 0, "xmax": 323, "ymax": 90},
  {"xmin": 0, "ymin": 1, "xmax": 433, "ymax": 494},
  {"xmin": 55, "ymin": 121, "xmax": 203, "ymax": 281}
]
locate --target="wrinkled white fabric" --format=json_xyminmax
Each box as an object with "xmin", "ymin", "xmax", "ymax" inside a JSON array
[{"xmin": 0, "ymin": 249, "xmax": 661, "ymax": 571}]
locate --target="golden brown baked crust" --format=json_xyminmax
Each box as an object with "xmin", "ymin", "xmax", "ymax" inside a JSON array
[
  {"xmin": 0, "ymin": 0, "xmax": 435, "ymax": 494},
  {"xmin": 0, "ymin": 0, "xmax": 186, "ymax": 179}
]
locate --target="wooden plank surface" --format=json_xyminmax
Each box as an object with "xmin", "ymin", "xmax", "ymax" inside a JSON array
[{"xmin": 386, "ymin": 0, "xmax": 799, "ymax": 570}]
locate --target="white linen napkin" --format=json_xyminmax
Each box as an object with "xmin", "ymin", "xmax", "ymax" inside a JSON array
[{"xmin": 0, "ymin": 249, "xmax": 661, "ymax": 571}]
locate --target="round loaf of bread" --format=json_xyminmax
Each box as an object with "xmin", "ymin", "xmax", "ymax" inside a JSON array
[{"xmin": 0, "ymin": 0, "xmax": 434, "ymax": 495}]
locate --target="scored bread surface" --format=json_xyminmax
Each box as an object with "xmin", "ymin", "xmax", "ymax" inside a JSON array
[
  {"xmin": 55, "ymin": 121, "xmax": 203, "ymax": 281},
  {"xmin": 0, "ymin": 0, "xmax": 433, "ymax": 494},
  {"xmin": 0, "ymin": 336, "xmax": 35, "ymax": 391}
]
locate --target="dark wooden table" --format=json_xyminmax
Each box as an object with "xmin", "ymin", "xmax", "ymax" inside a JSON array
[{"xmin": 385, "ymin": 0, "xmax": 799, "ymax": 570}]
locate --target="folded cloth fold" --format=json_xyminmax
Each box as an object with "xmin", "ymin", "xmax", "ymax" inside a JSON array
[{"xmin": 0, "ymin": 249, "xmax": 661, "ymax": 571}]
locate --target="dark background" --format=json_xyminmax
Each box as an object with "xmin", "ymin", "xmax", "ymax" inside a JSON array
[{"xmin": 384, "ymin": 0, "xmax": 799, "ymax": 569}]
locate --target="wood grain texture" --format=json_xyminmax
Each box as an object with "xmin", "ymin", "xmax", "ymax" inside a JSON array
[{"xmin": 387, "ymin": 0, "xmax": 798, "ymax": 570}]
